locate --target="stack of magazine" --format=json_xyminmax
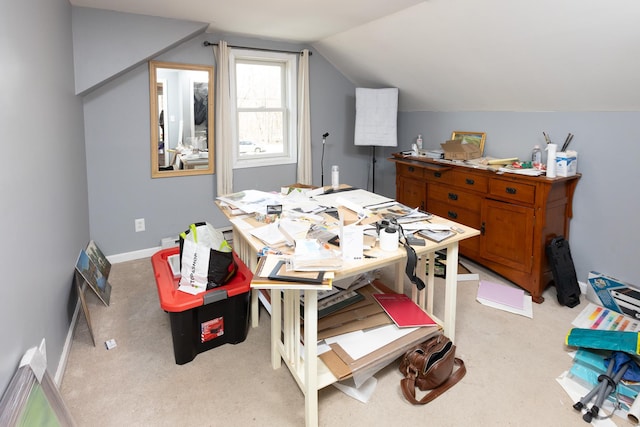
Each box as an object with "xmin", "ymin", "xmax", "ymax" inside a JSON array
[{"xmin": 418, "ymin": 227, "xmax": 454, "ymax": 243}]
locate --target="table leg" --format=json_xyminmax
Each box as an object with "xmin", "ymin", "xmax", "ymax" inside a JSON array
[
  {"xmin": 232, "ymin": 225, "xmax": 261, "ymax": 328},
  {"xmin": 393, "ymin": 261, "xmax": 403, "ymax": 293},
  {"xmin": 270, "ymin": 288, "xmax": 282, "ymax": 369},
  {"xmin": 303, "ymin": 289, "xmax": 319, "ymax": 427},
  {"xmin": 443, "ymin": 243, "xmax": 459, "ymax": 342},
  {"xmin": 416, "ymin": 252, "xmax": 427, "ymax": 308},
  {"xmin": 251, "ymin": 289, "xmax": 259, "ymax": 328},
  {"xmin": 426, "ymin": 251, "xmax": 435, "ymax": 315}
]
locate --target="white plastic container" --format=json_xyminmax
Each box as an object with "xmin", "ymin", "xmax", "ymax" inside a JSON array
[
  {"xmin": 331, "ymin": 165, "xmax": 340, "ymax": 190},
  {"xmin": 379, "ymin": 227, "xmax": 399, "ymax": 251},
  {"xmin": 546, "ymin": 144, "xmax": 557, "ymax": 178}
]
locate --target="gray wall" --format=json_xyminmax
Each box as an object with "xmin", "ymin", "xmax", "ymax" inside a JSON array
[
  {"xmin": 82, "ymin": 27, "xmax": 366, "ymax": 256},
  {"xmin": 0, "ymin": 0, "xmax": 88, "ymax": 391},
  {"xmin": 72, "ymin": 7, "xmax": 207, "ymax": 95}
]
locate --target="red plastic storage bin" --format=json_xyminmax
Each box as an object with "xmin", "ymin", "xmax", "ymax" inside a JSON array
[{"xmin": 152, "ymin": 247, "xmax": 252, "ymax": 365}]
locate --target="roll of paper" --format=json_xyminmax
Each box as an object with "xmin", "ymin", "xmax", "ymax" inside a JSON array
[
  {"xmin": 629, "ymin": 394, "xmax": 640, "ymax": 424},
  {"xmin": 546, "ymin": 143, "xmax": 557, "ymax": 178}
]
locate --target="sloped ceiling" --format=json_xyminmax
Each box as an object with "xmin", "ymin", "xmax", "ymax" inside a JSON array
[{"xmin": 70, "ymin": 0, "xmax": 640, "ymax": 111}]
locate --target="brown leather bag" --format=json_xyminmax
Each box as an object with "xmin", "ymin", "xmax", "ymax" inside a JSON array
[{"xmin": 399, "ymin": 333, "xmax": 466, "ymax": 404}]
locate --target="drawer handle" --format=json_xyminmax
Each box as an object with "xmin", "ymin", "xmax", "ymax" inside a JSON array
[
  {"xmin": 434, "ymin": 172, "xmax": 442, "ymax": 178},
  {"xmin": 506, "ymin": 187, "xmax": 517, "ymax": 194},
  {"xmin": 465, "ymin": 178, "xmax": 475, "ymax": 185},
  {"xmin": 447, "ymin": 211, "xmax": 458, "ymax": 219},
  {"xmin": 408, "ymin": 166, "xmax": 415, "ymax": 172},
  {"xmin": 448, "ymin": 192, "xmax": 458, "ymax": 201}
]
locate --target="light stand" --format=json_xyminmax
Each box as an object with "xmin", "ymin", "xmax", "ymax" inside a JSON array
[
  {"xmin": 320, "ymin": 132, "xmax": 329, "ymax": 187},
  {"xmin": 371, "ymin": 146, "xmax": 378, "ymax": 193}
]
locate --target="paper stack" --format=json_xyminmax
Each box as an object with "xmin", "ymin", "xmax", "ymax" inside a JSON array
[{"xmin": 476, "ymin": 280, "xmax": 533, "ymax": 318}]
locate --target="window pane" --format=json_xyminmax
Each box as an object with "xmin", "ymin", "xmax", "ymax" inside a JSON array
[
  {"xmin": 238, "ymin": 111, "xmax": 284, "ymax": 156},
  {"xmin": 236, "ymin": 62, "xmax": 282, "ymax": 108}
]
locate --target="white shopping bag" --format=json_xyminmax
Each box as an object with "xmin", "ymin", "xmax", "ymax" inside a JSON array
[{"xmin": 179, "ymin": 223, "xmax": 234, "ymax": 294}]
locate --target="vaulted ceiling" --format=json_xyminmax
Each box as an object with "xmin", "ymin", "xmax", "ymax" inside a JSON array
[{"xmin": 70, "ymin": 0, "xmax": 640, "ymax": 112}]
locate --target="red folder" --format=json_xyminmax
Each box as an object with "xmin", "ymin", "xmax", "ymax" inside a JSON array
[{"xmin": 373, "ymin": 293, "xmax": 437, "ymax": 328}]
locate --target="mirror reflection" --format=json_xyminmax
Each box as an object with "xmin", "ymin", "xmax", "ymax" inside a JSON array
[{"xmin": 149, "ymin": 61, "xmax": 214, "ymax": 178}]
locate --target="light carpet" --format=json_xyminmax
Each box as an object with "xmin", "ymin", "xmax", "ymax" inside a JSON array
[{"xmin": 59, "ymin": 256, "xmax": 600, "ymax": 426}]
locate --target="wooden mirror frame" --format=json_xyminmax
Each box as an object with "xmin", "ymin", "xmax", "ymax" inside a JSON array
[{"xmin": 149, "ymin": 61, "xmax": 214, "ymax": 178}]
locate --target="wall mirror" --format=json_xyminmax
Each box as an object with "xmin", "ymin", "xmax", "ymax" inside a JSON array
[{"xmin": 149, "ymin": 61, "xmax": 214, "ymax": 178}]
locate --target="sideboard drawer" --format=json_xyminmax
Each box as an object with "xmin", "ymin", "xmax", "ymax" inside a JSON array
[
  {"xmin": 423, "ymin": 168, "xmax": 454, "ymax": 182},
  {"xmin": 451, "ymin": 171, "xmax": 488, "ymax": 193},
  {"xmin": 488, "ymin": 179, "xmax": 535, "ymax": 204},
  {"xmin": 429, "ymin": 183, "xmax": 483, "ymax": 212},
  {"xmin": 427, "ymin": 199, "xmax": 481, "ymax": 228},
  {"xmin": 397, "ymin": 163, "xmax": 425, "ymax": 179}
]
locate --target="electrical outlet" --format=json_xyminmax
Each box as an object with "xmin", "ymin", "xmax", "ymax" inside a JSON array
[{"xmin": 134, "ymin": 218, "xmax": 145, "ymax": 232}]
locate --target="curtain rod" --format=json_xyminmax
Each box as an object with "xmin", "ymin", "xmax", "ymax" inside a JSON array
[{"xmin": 203, "ymin": 41, "xmax": 311, "ymax": 56}]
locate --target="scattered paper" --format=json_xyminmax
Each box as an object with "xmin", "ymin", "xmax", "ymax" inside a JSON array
[
  {"xmin": 333, "ymin": 376, "xmax": 378, "ymax": 403},
  {"xmin": 329, "ymin": 324, "xmax": 417, "ymax": 360},
  {"xmin": 571, "ymin": 302, "xmax": 640, "ymax": 332},
  {"xmin": 476, "ymin": 280, "xmax": 533, "ymax": 318},
  {"xmin": 477, "ymin": 280, "xmax": 524, "ymax": 309}
]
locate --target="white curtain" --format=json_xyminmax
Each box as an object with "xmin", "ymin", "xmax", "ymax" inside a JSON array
[
  {"xmin": 296, "ymin": 49, "xmax": 312, "ymax": 185},
  {"xmin": 213, "ymin": 41, "xmax": 233, "ymax": 196}
]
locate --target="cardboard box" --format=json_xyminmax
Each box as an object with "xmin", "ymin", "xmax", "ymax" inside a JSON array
[
  {"xmin": 440, "ymin": 140, "xmax": 482, "ymax": 160},
  {"xmin": 586, "ymin": 271, "xmax": 640, "ymax": 319},
  {"xmin": 556, "ymin": 150, "xmax": 578, "ymax": 177}
]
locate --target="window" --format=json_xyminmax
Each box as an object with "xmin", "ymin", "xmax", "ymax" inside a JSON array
[{"xmin": 230, "ymin": 49, "xmax": 298, "ymax": 168}]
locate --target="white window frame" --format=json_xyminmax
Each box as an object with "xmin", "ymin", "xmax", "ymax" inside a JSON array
[{"xmin": 229, "ymin": 49, "xmax": 298, "ymax": 169}]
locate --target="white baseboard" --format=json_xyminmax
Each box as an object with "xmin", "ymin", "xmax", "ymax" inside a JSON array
[
  {"xmin": 106, "ymin": 224, "xmax": 233, "ymax": 264},
  {"xmin": 107, "ymin": 246, "xmax": 163, "ymax": 263},
  {"xmin": 54, "ymin": 297, "xmax": 81, "ymax": 386}
]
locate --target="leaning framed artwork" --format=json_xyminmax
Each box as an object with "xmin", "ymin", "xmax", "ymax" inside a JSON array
[
  {"xmin": 451, "ymin": 131, "xmax": 486, "ymax": 156},
  {"xmin": 75, "ymin": 249, "xmax": 112, "ymax": 306}
]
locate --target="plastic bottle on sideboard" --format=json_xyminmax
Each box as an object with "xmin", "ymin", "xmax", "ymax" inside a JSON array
[
  {"xmin": 416, "ymin": 134, "xmax": 423, "ymax": 150},
  {"xmin": 531, "ymin": 145, "xmax": 542, "ymax": 165}
]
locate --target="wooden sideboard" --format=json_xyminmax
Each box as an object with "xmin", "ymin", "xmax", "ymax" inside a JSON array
[{"xmin": 389, "ymin": 156, "xmax": 581, "ymax": 303}]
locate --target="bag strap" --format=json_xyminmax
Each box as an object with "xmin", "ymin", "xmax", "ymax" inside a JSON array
[
  {"xmin": 400, "ymin": 357, "xmax": 466, "ymax": 405},
  {"xmin": 403, "ymin": 241, "xmax": 425, "ymax": 290}
]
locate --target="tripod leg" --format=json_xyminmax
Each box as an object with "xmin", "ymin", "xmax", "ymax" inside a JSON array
[
  {"xmin": 586, "ymin": 363, "xmax": 630, "ymax": 422},
  {"xmin": 574, "ymin": 359, "xmax": 614, "ymax": 411}
]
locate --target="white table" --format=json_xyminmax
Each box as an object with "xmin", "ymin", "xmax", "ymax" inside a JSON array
[{"xmin": 219, "ymin": 201, "xmax": 479, "ymax": 427}]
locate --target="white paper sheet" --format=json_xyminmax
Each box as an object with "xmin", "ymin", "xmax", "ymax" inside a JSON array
[
  {"xmin": 333, "ymin": 376, "xmax": 378, "ymax": 403},
  {"xmin": 331, "ymin": 324, "xmax": 417, "ymax": 360},
  {"xmin": 476, "ymin": 295, "xmax": 534, "ymax": 318}
]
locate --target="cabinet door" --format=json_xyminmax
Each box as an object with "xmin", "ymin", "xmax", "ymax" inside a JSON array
[
  {"xmin": 398, "ymin": 177, "xmax": 426, "ymax": 210},
  {"xmin": 481, "ymin": 199, "xmax": 534, "ymax": 273}
]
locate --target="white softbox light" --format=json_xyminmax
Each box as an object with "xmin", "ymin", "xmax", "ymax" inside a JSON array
[{"xmin": 354, "ymin": 87, "xmax": 398, "ymax": 147}]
